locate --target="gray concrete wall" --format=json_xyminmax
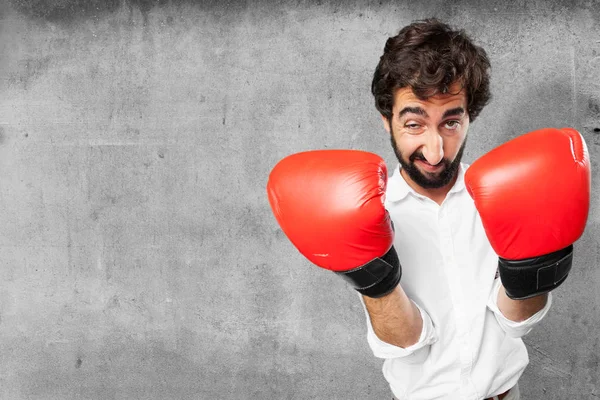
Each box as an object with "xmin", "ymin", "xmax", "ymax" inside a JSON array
[{"xmin": 0, "ymin": 0, "xmax": 598, "ymax": 398}]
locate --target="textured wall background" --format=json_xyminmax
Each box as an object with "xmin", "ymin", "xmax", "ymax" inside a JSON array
[{"xmin": 0, "ymin": 0, "xmax": 598, "ymax": 399}]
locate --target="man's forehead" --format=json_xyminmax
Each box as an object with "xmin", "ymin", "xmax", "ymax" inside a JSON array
[{"xmin": 393, "ymin": 85, "xmax": 467, "ymax": 113}]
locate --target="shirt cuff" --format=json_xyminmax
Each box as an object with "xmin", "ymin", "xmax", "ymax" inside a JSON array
[
  {"xmin": 487, "ymin": 278, "xmax": 553, "ymax": 338},
  {"xmin": 359, "ymin": 294, "xmax": 438, "ymax": 362}
]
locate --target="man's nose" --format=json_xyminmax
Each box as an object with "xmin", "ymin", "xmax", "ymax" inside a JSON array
[{"xmin": 422, "ymin": 131, "xmax": 444, "ymax": 165}]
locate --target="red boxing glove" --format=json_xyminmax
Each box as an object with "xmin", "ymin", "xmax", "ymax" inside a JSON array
[
  {"xmin": 267, "ymin": 150, "xmax": 400, "ymax": 298},
  {"xmin": 465, "ymin": 128, "xmax": 591, "ymax": 299}
]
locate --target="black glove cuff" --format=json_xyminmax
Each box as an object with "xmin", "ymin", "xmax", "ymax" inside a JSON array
[
  {"xmin": 335, "ymin": 246, "xmax": 402, "ymax": 298},
  {"xmin": 499, "ymin": 245, "xmax": 573, "ymax": 300}
]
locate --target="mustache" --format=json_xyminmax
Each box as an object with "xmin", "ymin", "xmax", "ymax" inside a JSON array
[{"xmin": 410, "ymin": 152, "xmax": 426, "ymax": 162}]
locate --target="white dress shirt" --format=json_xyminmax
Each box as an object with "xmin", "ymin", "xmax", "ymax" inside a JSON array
[{"xmin": 360, "ymin": 163, "xmax": 552, "ymax": 400}]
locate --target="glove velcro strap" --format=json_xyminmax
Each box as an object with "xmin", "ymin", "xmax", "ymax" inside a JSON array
[
  {"xmin": 336, "ymin": 246, "xmax": 402, "ymax": 298},
  {"xmin": 499, "ymin": 245, "xmax": 573, "ymax": 300}
]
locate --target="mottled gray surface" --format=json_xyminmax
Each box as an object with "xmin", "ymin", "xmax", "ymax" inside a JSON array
[{"xmin": 0, "ymin": 0, "xmax": 598, "ymax": 399}]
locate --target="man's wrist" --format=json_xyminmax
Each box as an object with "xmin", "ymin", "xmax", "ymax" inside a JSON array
[{"xmin": 497, "ymin": 283, "xmax": 548, "ymax": 322}]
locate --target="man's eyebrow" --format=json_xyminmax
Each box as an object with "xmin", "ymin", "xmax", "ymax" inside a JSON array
[
  {"xmin": 442, "ymin": 107, "xmax": 465, "ymax": 119},
  {"xmin": 398, "ymin": 107, "xmax": 428, "ymax": 118}
]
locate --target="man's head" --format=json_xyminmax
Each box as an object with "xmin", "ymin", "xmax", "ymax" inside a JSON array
[{"xmin": 372, "ymin": 19, "xmax": 490, "ymax": 191}]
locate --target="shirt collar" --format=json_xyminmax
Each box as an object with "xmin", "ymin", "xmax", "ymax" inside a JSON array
[{"xmin": 385, "ymin": 162, "xmax": 468, "ymax": 203}]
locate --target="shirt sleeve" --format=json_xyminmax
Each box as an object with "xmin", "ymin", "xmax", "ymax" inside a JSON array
[
  {"xmin": 358, "ymin": 293, "xmax": 438, "ymax": 362},
  {"xmin": 487, "ymin": 277, "xmax": 553, "ymax": 338}
]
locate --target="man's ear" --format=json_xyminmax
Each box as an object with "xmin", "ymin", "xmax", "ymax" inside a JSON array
[{"xmin": 381, "ymin": 114, "xmax": 391, "ymax": 134}]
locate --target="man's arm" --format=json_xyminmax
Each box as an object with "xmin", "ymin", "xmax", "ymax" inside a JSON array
[
  {"xmin": 487, "ymin": 278, "xmax": 552, "ymax": 337},
  {"xmin": 497, "ymin": 286, "xmax": 548, "ymax": 322},
  {"xmin": 362, "ymin": 285, "xmax": 422, "ymax": 348}
]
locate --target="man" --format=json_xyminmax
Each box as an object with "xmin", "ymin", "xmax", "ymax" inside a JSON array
[
  {"xmin": 362, "ymin": 19, "xmax": 542, "ymax": 400},
  {"xmin": 267, "ymin": 18, "xmax": 589, "ymax": 400}
]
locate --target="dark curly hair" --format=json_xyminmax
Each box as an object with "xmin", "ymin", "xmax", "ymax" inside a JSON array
[{"xmin": 372, "ymin": 18, "xmax": 491, "ymax": 122}]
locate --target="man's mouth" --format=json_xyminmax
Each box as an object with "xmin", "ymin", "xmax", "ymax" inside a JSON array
[{"xmin": 415, "ymin": 159, "xmax": 443, "ymax": 172}]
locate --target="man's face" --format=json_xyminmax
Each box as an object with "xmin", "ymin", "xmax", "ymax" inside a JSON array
[{"xmin": 382, "ymin": 83, "xmax": 470, "ymax": 190}]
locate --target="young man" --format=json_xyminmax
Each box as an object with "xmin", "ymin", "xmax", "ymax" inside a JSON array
[
  {"xmin": 267, "ymin": 18, "xmax": 589, "ymax": 400},
  {"xmin": 361, "ymin": 19, "xmax": 547, "ymax": 399}
]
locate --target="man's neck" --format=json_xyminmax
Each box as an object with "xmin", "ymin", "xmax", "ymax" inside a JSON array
[{"xmin": 400, "ymin": 169, "xmax": 458, "ymax": 206}]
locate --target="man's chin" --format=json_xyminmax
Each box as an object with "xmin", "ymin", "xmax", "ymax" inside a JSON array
[
  {"xmin": 408, "ymin": 165, "xmax": 455, "ymax": 189},
  {"xmin": 421, "ymin": 177, "xmax": 447, "ymax": 188}
]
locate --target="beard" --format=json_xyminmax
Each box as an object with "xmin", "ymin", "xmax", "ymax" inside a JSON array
[{"xmin": 390, "ymin": 132, "xmax": 466, "ymax": 189}]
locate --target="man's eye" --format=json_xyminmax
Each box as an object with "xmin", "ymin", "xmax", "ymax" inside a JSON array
[
  {"xmin": 406, "ymin": 123, "xmax": 421, "ymax": 129},
  {"xmin": 445, "ymin": 120, "xmax": 460, "ymax": 129}
]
